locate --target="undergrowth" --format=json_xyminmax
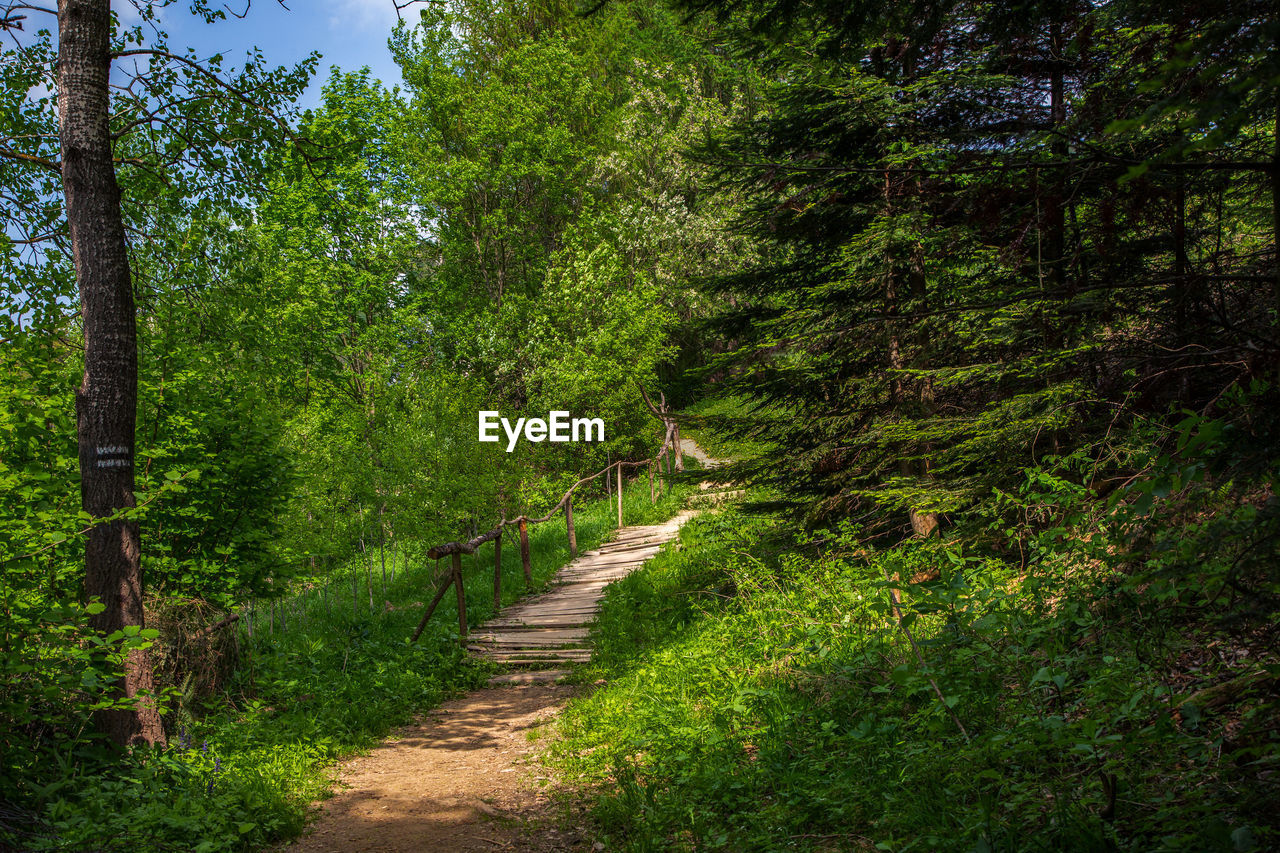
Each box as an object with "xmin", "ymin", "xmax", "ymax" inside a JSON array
[
  {"xmin": 679, "ymin": 395, "xmax": 773, "ymax": 462},
  {"xmin": 552, "ymin": 474, "xmax": 1279, "ymax": 851},
  {"xmin": 7, "ymin": 474, "xmax": 694, "ymax": 852}
]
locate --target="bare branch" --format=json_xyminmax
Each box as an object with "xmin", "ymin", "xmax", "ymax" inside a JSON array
[
  {"xmin": 110, "ymin": 47, "xmax": 308, "ymax": 151},
  {"xmin": 0, "ymin": 145, "xmax": 60, "ymax": 173}
]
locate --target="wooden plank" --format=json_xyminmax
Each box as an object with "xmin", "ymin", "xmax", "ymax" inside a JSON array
[
  {"xmin": 473, "ymin": 626, "xmax": 590, "ymax": 636},
  {"xmin": 482, "ymin": 651, "xmax": 592, "ymax": 661},
  {"xmin": 488, "ymin": 670, "xmax": 571, "ymax": 685},
  {"xmin": 474, "ymin": 630, "xmax": 590, "ymax": 640}
]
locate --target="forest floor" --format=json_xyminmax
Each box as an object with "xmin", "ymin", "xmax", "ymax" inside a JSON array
[{"xmin": 281, "ymin": 446, "xmax": 721, "ymax": 853}]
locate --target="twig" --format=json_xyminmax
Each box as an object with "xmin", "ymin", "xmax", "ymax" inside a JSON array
[{"xmin": 880, "ymin": 566, "xmax": 972, "ymax": 743}]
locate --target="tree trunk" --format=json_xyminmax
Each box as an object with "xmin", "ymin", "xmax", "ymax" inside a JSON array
[
  {"xmin": 60, "ymin": 0, "xmax": 164, "ymax": 750},
  {"xmin": 883, "ymin": 169, "xmax": 939, "ymax": 539},
  {"xmin": 1272, "ymin": 105, "xmax": 1279, "ymax": 328}
]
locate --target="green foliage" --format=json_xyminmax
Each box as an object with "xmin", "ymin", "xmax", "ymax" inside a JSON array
[
  {"xmin": 553, "ymin": 478, "xmax": 1278, "ymax": 851},
  {"xmin": 684, "ymin": 0, "xmax": 1280, "ymax": 533},
  {"xmin": 677, "ymin": 394, "xmax": 775, "ymax": 461}
]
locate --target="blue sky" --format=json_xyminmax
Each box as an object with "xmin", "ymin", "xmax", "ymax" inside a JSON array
[{"xmin": 123, "ymin": 0, "xmax": 410, "ymax": 105}]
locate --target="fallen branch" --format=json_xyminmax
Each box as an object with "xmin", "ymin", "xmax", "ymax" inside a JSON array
[{"xmin": 189, "ymin": 612, "xmax": 240, "ymax": 643}]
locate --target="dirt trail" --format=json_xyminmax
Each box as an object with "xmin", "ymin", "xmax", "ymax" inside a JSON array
[
  {"xmin": 679, "ymin": 437, "xmax": 721, "ymax": 469},
  {"xmin": 283, "ymin": 681, "xmax": 587, "ymax": 852}
]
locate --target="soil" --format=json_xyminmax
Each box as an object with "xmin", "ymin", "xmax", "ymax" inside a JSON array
[{"xmin": 281, "ymin": 679, "xmax": 595, "ymax": 853}]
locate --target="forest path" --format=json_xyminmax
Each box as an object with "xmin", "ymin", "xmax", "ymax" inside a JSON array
[
  {"xmin": 679, "ymin": 436, "xmax": 721, "ymax": 469},
  {"xmin": 283, "ymin": 444, "xmax": 721, "ymax": 853},
  {"xmin": 468, "ymin": 510, "xmax": 697, "ymax": 668},
  {"xmin": 281, "ymin": 681, "xmax": 587, "ymax": 852}
]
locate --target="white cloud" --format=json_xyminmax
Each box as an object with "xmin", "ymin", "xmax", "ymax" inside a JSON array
[
  {"xmin": 116, "ymin": 1, "xmax": 165, "ymax": 28},
  {"xmin": 328, "ymin": 0, "xmax": 400, "ymax": 33}
]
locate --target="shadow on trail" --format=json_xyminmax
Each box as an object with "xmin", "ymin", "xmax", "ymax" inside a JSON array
[{"xmin": 285, "ymin": 682, "xmax": 587, "ymax": 853}]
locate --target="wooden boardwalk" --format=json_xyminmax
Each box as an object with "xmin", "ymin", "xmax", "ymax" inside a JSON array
[{"xmin": 468, "ymin": 510, "xmax": 698, "ymax": 671}]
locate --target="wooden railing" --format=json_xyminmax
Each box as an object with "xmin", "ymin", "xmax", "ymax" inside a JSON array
[{"xmin": 409, "ymin": 391, "xmax": 682, "ymax": 643}]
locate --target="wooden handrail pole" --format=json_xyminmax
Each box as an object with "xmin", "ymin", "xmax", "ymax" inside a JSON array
[
  {"xmin": 566, "ymin": 493, "xmax": 577, "ymax": 558},
  {"xmin": 493, "ymin": 533, "xmax": 502, "ymax": 611},
  {"xmin": 519, "ymin": 518, "xmax": 532, "ymax": 584},
  {"xmin": 616, "ymin": 461, "xmax": 623, "ymax": 527},
  {"xmin": 452, "ymin": 552, "xmax": 467, "ymax": 640},
  {"xmin": 410, "ymin": 573, "xmax": 455, "ymax": 643},
  {"xmin": 649, "ymin": 461, "xmax": 655, "ymax": 504}
]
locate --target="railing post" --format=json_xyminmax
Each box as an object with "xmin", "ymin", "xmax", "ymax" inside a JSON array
[
  {"xmin": 519, "ymin": 518, "xmax": 532, "ymax": 584},
  {"xmin": 566, "ymin": 493, "xmax": 577, "ymax": 558},
  {"xmin": 649, "ymin": 460, "xmax": 655, "ymax": 504},
  {"xmin": 452, "ymin": 552, "xmax": 467, "ymax": 640},
  {"xmin": 409, "ymin": 570, "xmax": 455, "ymax": 643},
  {"xmin": 493, "ymin": 533, "xmax": 502, "ymax": 611},
  {"xmin": 616, "ymin": 461, "xmax": 623, "ymax": 527}
]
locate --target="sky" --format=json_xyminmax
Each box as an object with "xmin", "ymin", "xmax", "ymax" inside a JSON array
[{"xmin": 123, "ymin": 0, "xmax": 410, "ymax": 106}]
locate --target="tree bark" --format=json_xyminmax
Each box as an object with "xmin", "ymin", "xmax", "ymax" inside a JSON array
[
  {"xmin": 1272, "ymin": 106, "xmax": 1279, "ymax": 328},
  {"xmin": 59, "ymin": 0, "xmax": 164, "ymax": 749}
]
